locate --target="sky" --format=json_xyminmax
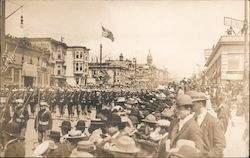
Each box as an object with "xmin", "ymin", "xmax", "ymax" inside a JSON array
[{"xmin": 6, "ymin": 0, "xmax": 245, "ymax": 79}]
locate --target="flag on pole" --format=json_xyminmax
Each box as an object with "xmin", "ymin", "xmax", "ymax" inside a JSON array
[
  {"xmin": 1, "ymin": 45, "xmax": 17, "ymax": 73},
  {"xmin": 102, "ymin": 26, "xmax": 114, "ymax": 42}
]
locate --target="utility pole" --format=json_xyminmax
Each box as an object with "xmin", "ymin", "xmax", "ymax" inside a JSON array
[
  {"xmin": 0, "ymin": 0, "xmax": 6, "ymax": 92},
  {"xmin": 100, "ymin": 44, "xmax": 102, "ymax": 86},
  {"xmin": 243, "ymin": 0, "xmax": 249, "ymax": 98}
]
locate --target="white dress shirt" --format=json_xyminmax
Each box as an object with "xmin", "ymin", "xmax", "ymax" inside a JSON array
[{"xmin": 197, "ymin": 107, "xmax": 207, "ymax": 126}]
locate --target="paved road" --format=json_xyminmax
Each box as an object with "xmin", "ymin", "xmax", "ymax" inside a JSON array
[{"xmin": 23, "ymin": 107, "xmax": 249, "ymax": 157}]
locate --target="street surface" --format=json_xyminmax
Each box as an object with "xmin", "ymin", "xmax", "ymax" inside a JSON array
[{"xmin": 24, "ymin": 107, "xmax": 249, "ymax": 157}]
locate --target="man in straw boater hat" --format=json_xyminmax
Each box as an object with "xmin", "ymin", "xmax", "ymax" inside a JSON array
[
  {"xmin": 34, "ymin": 101, "xmax": 53, "ymax": 144},
  {"xmin": 2, "ymin": 122, "xmax": 25, "ymax": 157},
  {"xmin": 189, "ymin": 91, "xmax": 226, "ymax": 158},
  {"xmin": 159, "ymin": 94, "xmax": 205, "ymax": 158},
  {"xmin": 0, "ymin": 96, "xmax": 11, "ymax": 149}
]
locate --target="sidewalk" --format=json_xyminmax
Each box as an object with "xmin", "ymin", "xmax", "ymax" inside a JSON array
[{"xmin": 224, "ymin": 109, "xmax": 248, "ymax": 157}]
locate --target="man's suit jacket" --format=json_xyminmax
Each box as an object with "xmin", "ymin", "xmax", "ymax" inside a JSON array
[
  {"xmin": 168, "ymin": 117, "xmax": 205, "ymax": 152},
  {"xmin": 200, "ymin": 113, "xmax": 226, "ymax": 158}
]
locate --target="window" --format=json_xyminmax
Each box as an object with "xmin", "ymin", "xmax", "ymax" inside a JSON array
[
  {"xmin": 76, "ymin": 63, "xmax": 79, "ymax": 71},
  {"xmin": 57, "ymin": 65, "xmax": 61, "ymax": 75},
  {"xmin": 80, "ymin": 51, "xmax": 83, "ymax": 58},
  {"xmin": 76, "ymin": 78, "xmax": 79, "ymax": 85},
  {"xmin": 57, "ymin": 49, "xmax": 62, "ymax": 59},
  {"xmin": 80, "ymin": 63, "xmax": 83, "ymax": 71},
  {"xmin": 76, "ymin": 52, "xmax": 79, "ymax": 59}
]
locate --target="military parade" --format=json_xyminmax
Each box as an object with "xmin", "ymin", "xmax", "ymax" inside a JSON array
[
  {"xmin": 0, "ymin": 78, "xmax": 249, "ymax": 157},
  {"xmin": 0, "ymin": 0, "xmax": 249, "ymax": 157}
]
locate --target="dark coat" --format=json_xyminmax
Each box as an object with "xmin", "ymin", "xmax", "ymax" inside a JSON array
[
  {"xmin": 4, "ymin": 139, "xmax": 25, "ymax": 157},
  {"xmin": 168, "ymin": 117, "xmax": 205, "ymax": 152},
  {"xmin": 200, "ymin": 113, "xmax": 226, "ymax": 158}
]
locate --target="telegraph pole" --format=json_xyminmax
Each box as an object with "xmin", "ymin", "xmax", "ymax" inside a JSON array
[
  {"xmin": 0, "ymin": 0, "xmax": 6, "ymax": 91},
  {"xmin": 243, "ymin": 0, "xmax": 249, "ymax": 98}
]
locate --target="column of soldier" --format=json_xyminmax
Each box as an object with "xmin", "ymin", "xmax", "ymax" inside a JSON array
[{"xmin": 0, "ymin": 80, "xmax": 247, "ymax": 158}]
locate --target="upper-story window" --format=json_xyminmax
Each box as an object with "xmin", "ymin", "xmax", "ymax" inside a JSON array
[
  {"xmin": 57, "ymin": 65, "xmax": 61, "ymax": 75},
  {"xmin": 76, "ymin": 63, "xmax": 79, "ymax": 71},
  {"xmin": 57, "ymin": 49, "xmax": 62, "ymax": 59},
  {"xmin": 75, "ymin": 51, "xmax": 79, "ymax": 59},
  {"xmin": 80, "ymin": 51, "xmax": 83, "ymax": 58}
]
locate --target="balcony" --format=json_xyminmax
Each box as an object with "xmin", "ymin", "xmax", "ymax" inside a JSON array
[
  {"xmin": 54, "ymin": 75, "xmax": 66, "ymax": 79},
  {"xmin": 74, "ymin": 71, "xmax": 84, "ymax": 75},
  {"xmin": 55, "ymin": 58, "xmax": 65, "ymax": 63}
]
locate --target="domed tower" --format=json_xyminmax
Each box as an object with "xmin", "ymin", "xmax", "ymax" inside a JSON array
[
  {"xmin": 147, "ymin": 49, "xmax": 153, "ymax": 65},
  {"xmin": 119, "ymin": 53, "xmax": 124, "ymax": 61}
]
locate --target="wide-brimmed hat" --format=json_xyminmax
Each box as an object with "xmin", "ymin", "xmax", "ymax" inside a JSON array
[
  {"xmin": 76, "ymin": 140, "xmax": 96, "ymax": 153},
  {"xmin": 4, "ymin": 122, "xmax": 20, "ymax": 137},
  {"xmin": 70, "ymin": 149, "xmax": 94, "ymax": 157},
  {"xmin": 66, "ymin": 130, "xmax": 87, "ymax": 140},
  {"xmin": 169, "ymin": 145, "xmax": 200, "ymax": 158},
  {"xmin": 190, "ymin": 92, "xmax": 207, "ymax": 102},
  {"xmin": 176, "ymin": 95, "xmax": 193, "ymax": 106},
  {"xmin": 59, "ymin": 120, "xmax": 72, "ymax": 130},
  {"xmin": 157, "ymin": 119, "xmax": 171, "ymax": 127},
  {"xmin": 104, "ymin": 135, "xmax": 140, "ymax": 153},
  {"xmin": 15, "ymin": 99, "xmax": 24, "ymax": 104},
  {"xmin": 105, "ymin": 114, "xmax": 122, "ymax": 127},
  {"xmin": 141, "ymin": 114, "xmax": 157, "ymax": 124},
  {"xmin": 0, "ymin": 97, "xmax": 6, "ymax": 103},
  {"xmin": 116, "ymin": 97, "xmax": 126, "ymax": 103},
  {"xmin": 49, "ymin": 131, "xmax": 61, "ymax": 142},
  {"xmin": 75, "ymin": 120, "xmax": 86, "ymax": 130},
  {"xmin": 33, "ymin": 140, "xmax": 58, "ymax": 157},
  {"xmin": 126, "ymin": 98, "xmax": 138, "ymax": 105}
]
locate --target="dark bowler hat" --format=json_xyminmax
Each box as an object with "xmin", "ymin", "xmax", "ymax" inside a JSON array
[
  {"xmin": 59, "ymin": 120, "xmax": 72, "ymax": 130},
  {"xmin": 75, "ymin": 120, "xmax": 86, "ymax": 131},
  {"xmin": 49, "ymin": 131, "xmax": 61, "ymax": 142},
  {"xmin": 4, "ymin": 122, "xmax": 20, "ymax": 137}
]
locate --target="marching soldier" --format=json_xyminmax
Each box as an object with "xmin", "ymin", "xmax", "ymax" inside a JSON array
[
  {"xmin": 2, "ymin": 122, "xmax": 25, "ymax": 157},
  {"xmin": 12, "ymin": 99, "xmax": 29, "ymax": 142},
  {"xmin": 35, "ymin": 101, "xmax": 53, "ymax": 143},
  {"xmin": 0, "ymin": 97, "xmax": 11, "ymax": 149}
]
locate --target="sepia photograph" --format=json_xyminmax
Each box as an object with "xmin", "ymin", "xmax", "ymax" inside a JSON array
[{"xmin": 0, "ymin": 0, "xmax": 249, "ymax": 157}]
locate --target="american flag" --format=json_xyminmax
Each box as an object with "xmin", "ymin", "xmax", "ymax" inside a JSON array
[
  {"xmin": 1, "ymin": 45, "xmax": 17, "ymax": 73},
  {"xmin": 102, "ymin": 26, "xmax": 114, "ymax": 42}
]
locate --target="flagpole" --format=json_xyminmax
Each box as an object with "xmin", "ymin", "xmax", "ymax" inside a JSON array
[{"xmin": 100, "ymin": 23, "xmax": 103, "ymax": 87}]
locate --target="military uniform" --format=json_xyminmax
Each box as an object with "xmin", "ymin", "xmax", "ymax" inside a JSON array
[
  {"xmin": 12, "ymin": 99, "xmax": 29, "ymax": 141},
  {"xmin": 0, "ymin": 97, "xmax": 11, "ymax": 147},
  {"xmin": 35, "ymin": 102, "xmax": 53, "ymax": 143}
]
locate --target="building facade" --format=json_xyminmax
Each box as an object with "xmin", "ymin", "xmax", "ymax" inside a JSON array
[
  {"xmin": 3, "ymin": 35, "xmax": 50, "ymax": 88},
  {"xmin": 29, "ymin": 38, "xmax": 67, "ymax": 87},
  {"xmin": 65, "ymin": 46, "xmax": 90, "ymax": 86},
  {"xmin": 205, "ymin": 35, "xmax": 246, "ymax": 85},
  {"xmin": 136, "ymin": 51, "xmax": 168, "ymax": 88},
  {"xmin": 88, "ymin": 54, "xmax": 136, "ymax": 87}
]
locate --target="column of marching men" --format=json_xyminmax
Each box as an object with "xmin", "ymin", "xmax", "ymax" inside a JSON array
[{"xmin": 0, "ymin": 79, "xmax": 248, "ymax": 157}]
